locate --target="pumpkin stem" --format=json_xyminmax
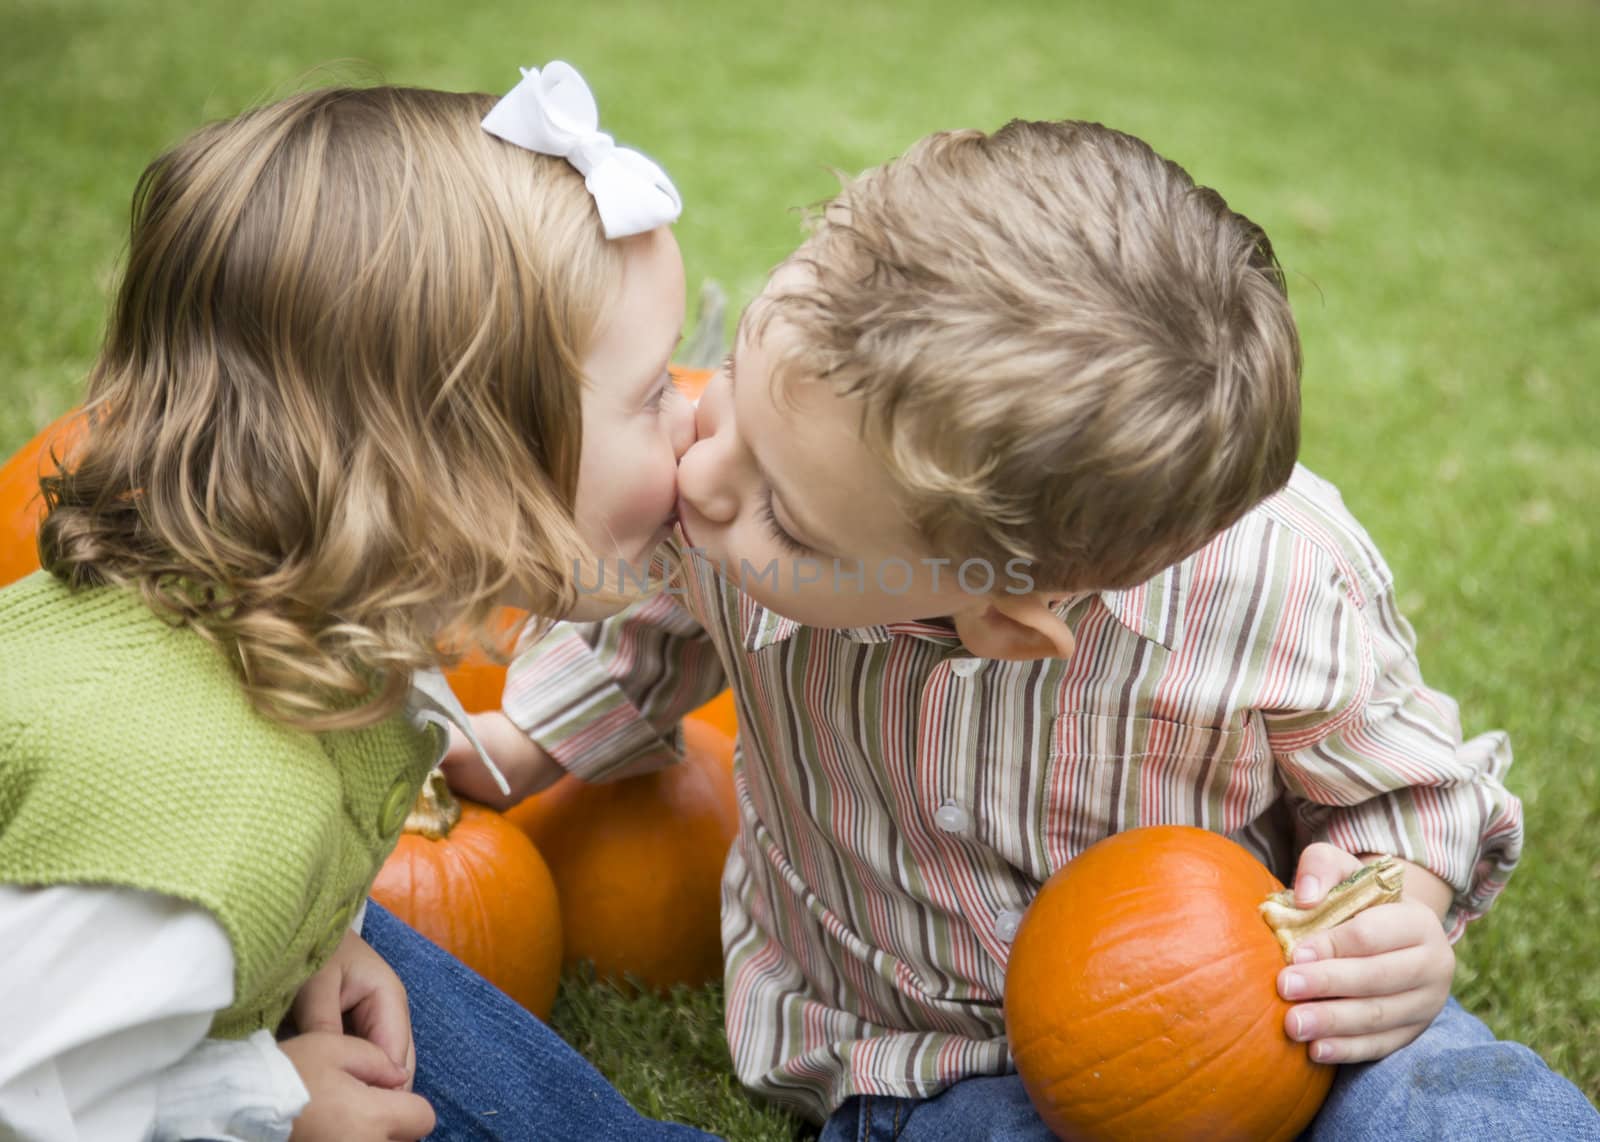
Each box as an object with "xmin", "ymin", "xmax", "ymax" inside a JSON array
[
  {"xmin": 1259, "ymin": 856, "xmax": 1405, "ymax": 962},
  {"xmin": 403, "ymin": 768, "xmax": 462, "ymax": 839}
]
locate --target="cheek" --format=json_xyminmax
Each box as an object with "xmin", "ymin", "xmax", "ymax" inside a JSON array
[
  {"xmin": 576, "ymin": 428, "xmax": 679, "ymax": 547},
  {"xmin": 705, "ymin": 516, "xmax": 783, "ymax": 578},
  {"xmin": 609, "ymin": 450, "xmax": 678, "ymax": 530},
  {"xmin": 727, "ymin": 552, "xmax": 955, "ymax": 628}
]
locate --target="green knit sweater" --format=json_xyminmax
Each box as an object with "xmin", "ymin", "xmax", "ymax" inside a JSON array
[{"xmin": 0, "ymin": 571, "xmax": 440, "ymax": 1039}]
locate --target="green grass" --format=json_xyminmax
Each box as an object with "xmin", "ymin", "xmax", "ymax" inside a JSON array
[
  {"xmin": 4, "ymin": 0, "xmax": 1597, "ymax": 1131},
  {"xmin": 550, "ymin": 968, "xmax": 812, "ymax": 1140}
]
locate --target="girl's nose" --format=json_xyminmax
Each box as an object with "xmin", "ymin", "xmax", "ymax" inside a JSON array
[
  {"xmin": 668, "ymin": 388, "xmax": 696, "ymax": 460},
  {"xmin": 691, "ymin": 369, "xmax": 724, "ymax": 442}
]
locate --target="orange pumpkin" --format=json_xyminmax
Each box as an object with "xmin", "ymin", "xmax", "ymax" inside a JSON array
[
  {"xmin": 687, "ymin": 687, "xmax": 738, "ymax": 740},
  {"xmin": 441, "ymin": 608, "xmax": 530, "ymax": 713},
  {"xmin": 371, "ymin": 772, "xmax": 564, "ymax": 1020},
  {"xmin": 505, "ymin": 713, "xmax": 738, "ymax": 992},
  {"xmin": 1005, "ymin": 826, "xmax": 1333, "ymax": 1142},
  {"xmin": 0, "ymin": 410, "xmax": 87, "ymax": 587}
]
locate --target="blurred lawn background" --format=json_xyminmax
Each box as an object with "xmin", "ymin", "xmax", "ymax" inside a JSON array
[{"xmin": 3, "ymin": 0, "xmax": 1596, "ymax": 1134}]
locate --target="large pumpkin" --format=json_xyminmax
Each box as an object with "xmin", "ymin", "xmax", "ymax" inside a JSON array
[
  {"xmin": 0, "ymin": 410, "xmax": 87, "ymax": 586},
  {"xmin": 505, "ymin": 713, "xmax": 739, "ymax": 992},
  {"xmin": 371, "ymin": 772, "xmax": 564, "ymax": 1020},
  {"xmin": 1005, "ymin": 826, "xmax": 1388, "ymax": 1142}
]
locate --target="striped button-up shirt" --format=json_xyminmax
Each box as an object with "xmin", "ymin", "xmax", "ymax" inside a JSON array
[{"xmin": 503, "ymin": 465, "xmax": 1522, "ymax": 1123}]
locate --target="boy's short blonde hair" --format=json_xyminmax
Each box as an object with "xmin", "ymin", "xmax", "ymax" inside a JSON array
[
  {"xmin": 777, "ymin": 119, "xmax": 1301, "ymax": 592},
  {"xmin": 40, "ymin": 86, "xmax": 618, "ymax": 729}
]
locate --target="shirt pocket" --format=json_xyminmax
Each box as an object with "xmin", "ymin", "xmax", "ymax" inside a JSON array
[{"xmin": 1035, "ymin": 711, "xmax": 1262, "ymax": 873}]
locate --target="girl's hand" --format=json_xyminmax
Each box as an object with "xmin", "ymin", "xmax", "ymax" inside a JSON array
[
  {"xmin": 1276, "ymin": 844, "xmax": 1455, "ymax": 1064},
  {"xmin": 291, "ymin": 929, "xmax": 415, "ymax": 1089},
  {"xmin": 281, "ymin": 1031, "xmax": 435, "ymax": 1141},
  {"xmin": 438, "ymin": 711, "xmax": 564, "ymax": 810}
]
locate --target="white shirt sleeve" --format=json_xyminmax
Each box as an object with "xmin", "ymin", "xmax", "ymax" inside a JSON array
[{"xmin": 0, "ymin": 883, "xmax": 309, "ymax": 1142}]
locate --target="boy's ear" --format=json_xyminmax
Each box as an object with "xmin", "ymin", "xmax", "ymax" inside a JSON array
[{"xmin": 952, "ymin": 594, "xmax": 1076, "ymax": 662}]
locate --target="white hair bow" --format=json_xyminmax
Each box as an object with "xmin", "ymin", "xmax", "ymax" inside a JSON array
[{"xmin": 481, "ymin": 60, "xmax": 682, "ymax": 240}]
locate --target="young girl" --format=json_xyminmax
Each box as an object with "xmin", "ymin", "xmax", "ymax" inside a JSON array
[{"xmin": 0, "ymin": 64, "xmax": 715, "ymax": 1141}]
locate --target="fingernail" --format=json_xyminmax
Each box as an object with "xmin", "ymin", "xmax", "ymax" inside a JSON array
[
  {"xmin": 1290, "ymin": 1010, "xmax": 1317, "ymax": 1040},
  {"xmin": 1281, "ymin": 971, "xmax": 1306, "ymax": 1000},
  {"xmin": 1292, "ymin": 944, "xmax": 1319, "ymax": 964},
  {"xmin": 1311, "ymin": 1041, "xmax": 1334, "ymax": 1063},
  {"xmin": 1297, "ymin": 875, "xmax": 1320, "ymax": 904}
]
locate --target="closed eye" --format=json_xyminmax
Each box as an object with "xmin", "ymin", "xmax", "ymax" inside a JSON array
[
  {"xmin": 762, "ymin": 489, "xmax": 811, "ymax": 555},
  {"xmin": 645, "ymin": 374, "xmax": 672, "ymax": 413}
]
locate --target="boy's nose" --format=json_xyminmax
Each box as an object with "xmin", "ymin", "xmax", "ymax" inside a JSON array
[
  {"xmin": 677, "ymin": 372, "xmax": 740, "ymax": 525},
  {"xmin": 677, "ymin": 444, "xmax": 738, "ymax": 526}
]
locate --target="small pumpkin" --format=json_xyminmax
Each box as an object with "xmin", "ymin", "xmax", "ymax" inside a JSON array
[
  {"xmin": 370, "ymin": 771, "xmax": 564, "ymax": 1020},
  {"xmin": 0, "ymin": 410, "xmax": 87, "ymax": 587},
  {"xmin": 505, "ymin": 713, "xmax": 738, "ymax": 992},
  {"xmin": 1005, "ymin": 826, "xmax": 1400, "ymax": 1142}
]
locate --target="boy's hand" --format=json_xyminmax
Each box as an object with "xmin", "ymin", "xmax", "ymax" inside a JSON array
[
  {"xmin": 291, "ymin": 929, "xmax": 415, "ymax": 1089},
  {"xmin": 438, "ymin": 711, "xmax": 564, "ymax": 810},
  {"xmin": 281, "ymin": 1031, "xmax": 435, "ymax": 1141},
  {"xmin": 1276, "ymin": 843, "xmax": 1455, "ymax": 1065}
]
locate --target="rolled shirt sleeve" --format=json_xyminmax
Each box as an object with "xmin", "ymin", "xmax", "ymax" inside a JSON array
[
  {"xmin": 1262, "ymin": 558, "xmax": 1522, "ymax": 940},
  {"xmin": 502, "ymin": 587, "xmax": 728, "ymax": 783}
]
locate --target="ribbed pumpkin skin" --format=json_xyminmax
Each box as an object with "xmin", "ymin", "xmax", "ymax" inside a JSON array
[
  {"xmin": 0, "ymin": 411, "xmax": 87, "ymax": 586},
  {"xmin": 371, "ymin": 801, "xmax": 563, "ymax": 1021},
  {"xmin": 505, "ymin": 715, "xmax": 738, "ymax": 992},
  {"xmin": 1005, "ymin": 826, "xmax": 1333, "ymax": 1142}
]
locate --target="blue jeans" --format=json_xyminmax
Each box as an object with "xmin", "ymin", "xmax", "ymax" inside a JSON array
[
  {"xmin": 820, "ymin": 999, "xmax": 1599, "ymax": 1142},
  {"xmin": 363, "ymin": 900, "xmax": 716, "ymax": 1142}
]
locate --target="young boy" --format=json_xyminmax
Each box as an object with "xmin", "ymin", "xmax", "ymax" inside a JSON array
[{"xmin": 445, "ymin": 120, "xmax": 1599, "ymax": 1138}]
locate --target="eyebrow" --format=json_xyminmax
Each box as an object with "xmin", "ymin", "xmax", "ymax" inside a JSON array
[{"xmin": 727, "ymin": 308, "xmax": 832, "ymax": 554}]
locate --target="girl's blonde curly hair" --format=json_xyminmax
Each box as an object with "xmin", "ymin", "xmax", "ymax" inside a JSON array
[{"xmin": 39, "ymin": 85, "xmax": 619, "ymax": 730}]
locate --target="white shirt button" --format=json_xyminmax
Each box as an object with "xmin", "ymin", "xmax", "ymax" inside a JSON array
[
  {"xmin": 949, "ymin": 657, "xmax": 982, "ymax": 677},
  {"xmin": 994, "ymin": 909, "xmax": 1025, "ymax": 942},
  {"xmin": 933, "ymin": 800, "xmax": 971, "ymax": 833}
]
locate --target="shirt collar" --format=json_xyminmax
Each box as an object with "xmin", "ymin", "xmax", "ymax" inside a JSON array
[
  {"xmin": 405, "ymin": 667, "xmax": 512, "ymax": 796},
  {"xmin": 731, "ymin": 557, "xmax": 1186, "ymax": 654}
]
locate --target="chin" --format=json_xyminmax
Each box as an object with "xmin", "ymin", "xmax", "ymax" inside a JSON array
[{"xmin": 620, "ymin": 527, "xmax": 671, "ymax": 568}]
